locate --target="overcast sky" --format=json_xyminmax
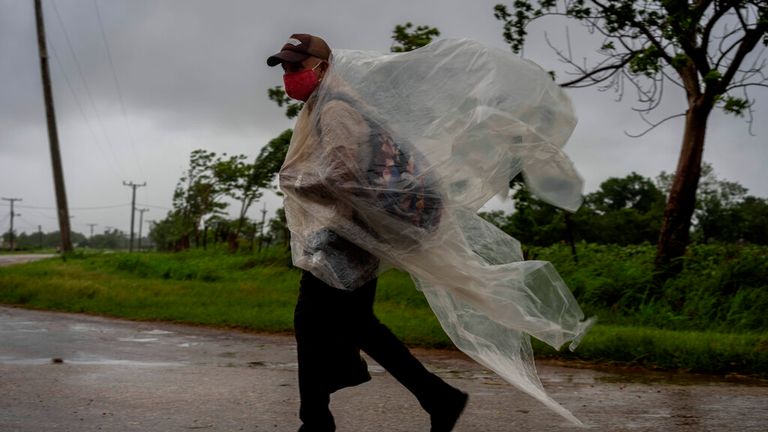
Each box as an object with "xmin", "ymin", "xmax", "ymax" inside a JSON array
[{"xmin": 1, "ymin": 0, "xmax": 766, "ymax": 237}]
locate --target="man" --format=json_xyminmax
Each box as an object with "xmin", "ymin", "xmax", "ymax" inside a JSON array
[{"xmin": 268, "ymin": 33, "xmax": 468, "ymax": 432}]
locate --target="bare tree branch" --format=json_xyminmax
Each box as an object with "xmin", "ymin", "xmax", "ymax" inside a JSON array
[
  {"xmin": 662, "ymin": 69, "xmax": 686, "ymax": 89},
  {"xmin": 701, "ymin": 0, "xmax": 733, "ymax": 55},
  {"xmin": 726, "ymin": 82, "xmax": 768, "ymax": 91},
  {"xmin": 625, "ymin": 112, "xmax": 687, "ymax": 138},
  {"xmin": 559, "ymin": 54, "xmax": 635, "ymax": 87},
  {"xmin": 716, "ymin": 22, "xmax": 768, "ymax": 95},
  {"xmin": 591, "ymin": 0, "xmax": 676, "ymax": 65}
]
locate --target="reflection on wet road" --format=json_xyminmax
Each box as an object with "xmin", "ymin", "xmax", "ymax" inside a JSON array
[{"xmin": 1, "ymin": 306, "xmax": 766, "ymax": 431}]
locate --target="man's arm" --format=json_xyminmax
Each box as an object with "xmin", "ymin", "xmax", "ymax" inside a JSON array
[
  {"xmin": 316, "ymin": 99, "xmax": 371, "ymax": 194},
  {"xmin": 278, "ymin": 99, "xmax": 370, "ymax": 205}
]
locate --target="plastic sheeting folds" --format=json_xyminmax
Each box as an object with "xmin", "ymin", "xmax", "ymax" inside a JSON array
[{"xmin": 279, "ymin": 38, "xmax": 594, "ymax": 425}]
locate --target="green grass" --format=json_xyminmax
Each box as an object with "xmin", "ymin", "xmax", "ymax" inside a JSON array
[
  {"xmin": 1, "ymin": 246, "xmax": 766, "ymax": 377},
  {"xmin": 532, "ymin": 325, "xmax": 768, "ymax": 376},
  {"xmin": 533, "ymin": 242, "xmax": 768, "ymax": 333}
]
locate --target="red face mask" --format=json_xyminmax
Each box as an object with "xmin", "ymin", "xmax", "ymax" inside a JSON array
[{"xmin": 283, "ymin": 63, "xmax": 322, "ymax": 102}]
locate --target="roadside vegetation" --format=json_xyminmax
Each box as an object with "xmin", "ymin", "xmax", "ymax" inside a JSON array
[{"xmin": 1, "ymin": 243, "xmax": 766, "ymax": 377}]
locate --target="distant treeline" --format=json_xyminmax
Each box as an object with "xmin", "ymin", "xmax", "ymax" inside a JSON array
[
  {"xmin": 480, "ymin": 164, "xmax": 768, "ymax": 247},
  {"xmin": 1, "ymin": 228, "xmax": 149, "ymax": 251},
  {"xmin": 6, "ymin": 163, "xmax": 765, "ymax": 252}
]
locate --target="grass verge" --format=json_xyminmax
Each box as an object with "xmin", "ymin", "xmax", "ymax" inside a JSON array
[{"xmin": 0, "ymin": 249, "xmax": 766, "ymax": 377}]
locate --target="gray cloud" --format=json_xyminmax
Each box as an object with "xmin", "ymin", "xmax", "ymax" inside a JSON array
[{"xmin": 1, "ymin": 0, "xmax": 766, "ymax": 236}]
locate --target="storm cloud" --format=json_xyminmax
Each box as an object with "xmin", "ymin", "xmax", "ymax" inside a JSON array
[{"xmin": 1, "ymin": 0, "xmax": 765, "ymax": 236}]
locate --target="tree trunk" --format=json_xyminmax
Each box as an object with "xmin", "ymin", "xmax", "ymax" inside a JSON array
[
  {"xmin": 563, "ymin": 212, "xmax": 578, "ymax": 264},
  {"xmin": 654, "ymin": 99, "xmax": 713, "ymax": 286}
]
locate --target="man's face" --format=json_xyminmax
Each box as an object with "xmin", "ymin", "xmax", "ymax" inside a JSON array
[{"xmin": 279, "ymin": 56, "xmax": 328, "ymax": 101}]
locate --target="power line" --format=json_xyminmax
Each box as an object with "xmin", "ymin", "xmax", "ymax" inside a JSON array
[
  {"xmin": 93, "ymin": 0, "xmax": 145, "ymax": 180},
  {"xmin": 14, "ymin": 203, "xmax": 129, "ymax": 211},
  {"xmin": 136, "ymin": 203, "xmax": 172, "ymax": 211},
  {"xmin": 48, "ymin": 39, "xmax": 126, "ymax": 180},
  {"xmin": 48, "ymin": 0, "xmax": 128, "ymax": 180},
  {"xmin": 19, "ymin": 207, "xmax": 58, "ymax": 221},
  {"xmin": 17, "ymin": 216, "xmax": 42, "ymax": 231}
]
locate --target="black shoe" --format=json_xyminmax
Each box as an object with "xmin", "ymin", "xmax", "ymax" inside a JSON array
[{"xmin": 430, "ymin": 390, "xmax": 468, "ymax": 432}]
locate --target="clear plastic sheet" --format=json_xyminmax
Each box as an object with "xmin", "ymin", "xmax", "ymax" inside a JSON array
[{"xmin": 279, "ymin": 38, "xmax": 594, "ymax": 425}]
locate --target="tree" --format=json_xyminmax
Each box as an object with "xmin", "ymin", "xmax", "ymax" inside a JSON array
[
  {"xmin": 266, "ymin": 207, "xmax": 290, "ymax": 248},
  {"xmin": 211, "ymin": 154, "xmax": 261, "ymax": 239},
  {"xmin": 494, "ymin": 1, "xmax": 767, "ymax": 282},
  {"xmin": 252, "ymin": 129, "xmax": 293, "ymax": 192},
  {"xmin": 88, "ymin": 228, "xmax": 127, "ymax": 250},
  {"xmin": 267, "ymin": 86, "xmax": 303, "ymax": 120},
  {"xmin": 587, "ymin": 172, "xmax": 665, "ymax": 214},
  {"xmin": 580, "ymin": 173, "xmax": 666, "ymax": 244},
  {"xmin": 3, "ymin": 229, "xmax": 86, "ymax": 250},
  {"xmin": 149, "ymin": 213, "xmax": 186, "ymax": 251},
  {"xmin": 172, "ymin": 149, "xmax": 230, "ymax": 248},
  {"xmin": 390, "ymin": 22, "xmax": 441, "ymax": 52},
  {"xmin": 735, "ymin": 196, "xmax": 768, "ymax": 244},
  {"xmin": 689, "ymin": 163, "xmax": 747, "ymax": 242},
  {"xmin": 657, "ymin": 162, "xmax": 760, "ymax": 243}
]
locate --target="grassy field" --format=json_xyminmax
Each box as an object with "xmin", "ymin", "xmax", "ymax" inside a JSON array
[{"xmin": 0, "ymin": 246, "xmax": 766, "ymax": 377}]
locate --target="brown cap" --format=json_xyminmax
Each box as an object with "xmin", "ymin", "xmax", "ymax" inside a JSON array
[{"xmin": 267, "ymin": 34, "xmax": 331, "ymax": 67}]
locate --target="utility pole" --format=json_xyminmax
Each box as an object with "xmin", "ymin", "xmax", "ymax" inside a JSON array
[
  {"xmin": 87, "ymin": 223, "xmax": 97, "ymax": 239},
  {"xmin": 35, "ymin": 0, "xmax": 72, "ymax": 253},
  {"xmin": 137, "ymin": 208, "xmax": 149, "ymax": 251},
  {"xmin": 145, "ymin": 220, "xmax": 156, "ymax": 250},
  {"xmin": 87, "ymin": 223, "xmax": 97, "ymax": 248},
  {"xmin": 258, "ymin": 202, "xmax": 267, "ymax": 253},
  {"xmin": 2, "ymin": 198, "xmax": 22, "ymax": 251},
  {"xmin": 38, "ymin": 225, "xmax": 43, "ymax": 249},
  {"xmin": 123, "ymin": 181, "xmax": 146, "ymax": 252}
]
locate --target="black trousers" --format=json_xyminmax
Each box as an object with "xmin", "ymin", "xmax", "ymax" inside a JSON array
[{"xmin": 294, "ymin": 270, "xmax": 453, "ymax": 432}]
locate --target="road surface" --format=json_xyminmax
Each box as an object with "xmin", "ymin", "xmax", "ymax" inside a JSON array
[
  {"xmin": 0, "ymin": 306, "xmax": 766, "ymax": 431},
  {"xmin": 0, "ymin": 254, "xmax": 55, "ymax": 267}
]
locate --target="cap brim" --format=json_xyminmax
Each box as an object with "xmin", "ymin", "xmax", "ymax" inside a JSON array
[{"xmin": 267, "ymin": 50, "xmax": 309, "ymax": 67}]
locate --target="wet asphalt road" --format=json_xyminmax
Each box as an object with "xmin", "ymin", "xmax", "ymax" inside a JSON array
[
  {"xmin": 1, "ymin": 306, "xmax": 767, "ymax": 432},
  {"xmin": 0, "ymin": 254, "xmax": 56, "ymax": 267}
]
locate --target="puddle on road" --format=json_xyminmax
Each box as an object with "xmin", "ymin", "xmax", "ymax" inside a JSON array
[
  {"xmin": 0, "ymin": 357, "xmax": 52, "ymax": 365},
  {"xmin": 66, "ymin": 358, "xmax": 185, "ymax": 367},
  {"xmin": 141, "ymin": 329, "xmax": 175, "ymax": 335},
  {"xmin": 0, "ymin": 356, "xmax": 185, "ymax": 367},
  {"xmin": 593, "ymin": 370, "xmax": 768, "ymax": 387},
  {"xmin": 69, "ymin": 324, "xmax": 104, "ymax": 332},
  {"xmin": 0, "ymin": 321, "xmax": 49, "ymax": 333},
  {"xmin": 118, "ymin": 337, "xmax": 159, "ymax": 343},
  {"xmin": 0, "ymin": 327, "xmax": 48, "ymax": 333}
]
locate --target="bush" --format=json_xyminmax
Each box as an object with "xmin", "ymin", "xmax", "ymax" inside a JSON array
[{"xmin": 535, "ymin": 242, "xmax": 768, "ymax": 333}]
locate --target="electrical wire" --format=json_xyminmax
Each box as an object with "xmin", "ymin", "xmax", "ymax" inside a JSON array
[
  {"xmin": 16, "ymin": 216, "xmax": 41, "ymax": 231},
  {"xmin": 47, "ymin": 38, "xmax": 126, "ymax": 179},
  {"xmin": 18, "ymin": 207, "xmax": 58, "ymax": 221},
  {"xmin": 93, "ymin": 0, "xmax": 146, "ymax": 180},
  {"xmin": 136, "ymin": 203, "xmax": 172, "ymax": 211},
  {"xmin": 47, "ymin": 0, "xmax": 129, "ymax": 180},
  {"xmin": 15, "ymin": 203, "xmax": 130, "ymax": 211}
]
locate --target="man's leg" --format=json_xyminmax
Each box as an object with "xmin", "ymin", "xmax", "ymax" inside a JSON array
[
  {"xmin": 353, "ymin": 284, "xmax": 467, "ymax": 431},
  {"xmin": 294, "ymin": 272, "xmax": 336, "ymax": 432}
]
